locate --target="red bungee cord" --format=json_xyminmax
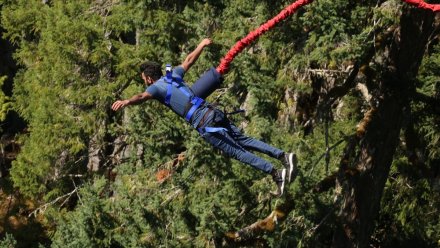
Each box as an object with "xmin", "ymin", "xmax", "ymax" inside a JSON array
[
  {"xmin": 402, "ymin": 0, "xmax": 440, "ymax": 12},
  {"xmin": 216, "ymin": 0, "xmax": 439, "ymax": 75},
  {"xmin": 216, "ymin": 0, "xmax": 314, "ymax": 75}
]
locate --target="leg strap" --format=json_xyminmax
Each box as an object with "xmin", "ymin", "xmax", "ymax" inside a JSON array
[{"xmin": 197, "ymin": 127, "xmax": 227, "ymax": 135}]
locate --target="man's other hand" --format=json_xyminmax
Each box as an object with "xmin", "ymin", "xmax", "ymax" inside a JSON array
[
  {"xmin": 201, "ymin": 38, "xmax": 212, "ymax": 47},
  {"xmin": 111, "ymin": 100, "xmax": 129, "ymax": 111}
]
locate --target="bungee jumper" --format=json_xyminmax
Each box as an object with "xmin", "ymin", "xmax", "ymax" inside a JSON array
[
  {"xmin": 112, "ymin": 38, "xmax": 298, "ymax": 196},
  {"xmin": 111, "ymin": 0, "xmax": 314, "ymax": 196}
]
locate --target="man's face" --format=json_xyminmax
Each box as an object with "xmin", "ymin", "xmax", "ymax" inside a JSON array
[{"xmin": 141, "ymin": 73, "xmax": 154, "ymax": 86}]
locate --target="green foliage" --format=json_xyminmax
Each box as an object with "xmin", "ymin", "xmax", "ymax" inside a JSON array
[
  {"xmin": 417, "ymin": 42, "xmax": 440, "ymax": 159},
  {"xmin": 0, "ymin": 0, "xmax": 439, "ymax": 247},
  {"xmin": 0, "ymin": 233, "xmax": 17, "ymax": 248},
  {"xmin": 0, "ymin": 76, "xmax": 12, "ymax": 122},
  {"xmin": 377, "ymin": 158, "xmax": 440, "ymax": 247}
]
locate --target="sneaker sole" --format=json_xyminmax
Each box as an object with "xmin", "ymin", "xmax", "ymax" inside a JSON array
[
  {"xmin": 280, "ymin": 169, "xmax": 286, "ymax": 195},
  {"xmin": 287, "ymin": 153, "xmax": 297, "ymax": 183}
]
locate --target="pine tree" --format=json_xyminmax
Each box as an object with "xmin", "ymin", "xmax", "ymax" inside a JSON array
[{"xmin": 0, "ymin": 0, "xmax": 439, "ymax": 247}]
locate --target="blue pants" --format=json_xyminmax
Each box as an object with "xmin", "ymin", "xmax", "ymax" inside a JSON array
[{"xmin": 200, "ymin": 110, "xmax": 284, "ymax": 173}]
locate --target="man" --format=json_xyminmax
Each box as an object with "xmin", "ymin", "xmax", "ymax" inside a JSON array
[{"xmin": 111, "ymin": 38, "xmax": 297, "ymax": 196}]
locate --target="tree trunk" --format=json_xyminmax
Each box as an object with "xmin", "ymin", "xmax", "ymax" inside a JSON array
[{"xmin": 331, "ymin": 7, "xmax": 437, "ymax": 248}]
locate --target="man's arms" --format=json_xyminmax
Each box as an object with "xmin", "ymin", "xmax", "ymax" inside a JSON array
[
  {"xmin": 180, "ymin": 38, "xmax": 212, "ymax": 72},
  {"xmin": 112, "ymin": 38, "xmax": 212, "ymax": 112},
  {"xmin": 111, "ymin": 92, "xmax": 153, "ymax": 111}
]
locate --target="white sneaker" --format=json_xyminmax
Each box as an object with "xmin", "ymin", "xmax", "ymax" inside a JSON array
[
  {"xmin": 271, "ymin": 168, "xmax": 286, "ymax": 196},
  {"xmin": 282, "ymin": 153, "xmax": 298, "ymax": 183}
]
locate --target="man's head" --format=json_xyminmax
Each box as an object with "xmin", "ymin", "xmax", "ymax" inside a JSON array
[{"xmin": 139, "ymin": 61, "xmax": 162, "ymax": 85}]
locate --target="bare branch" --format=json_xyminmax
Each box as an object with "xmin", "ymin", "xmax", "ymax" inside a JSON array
[
  {"xmin": 156, "ymin": 152, "xmax": 186, "ymax": 184},
  {"xmin": 307, "ymin": 69, "xmax": 349, "ymax": 76},
  {"xmin": 225, "ymin": 195, "xmax": 295, "ymax": 242},
  {"xmin": 356, "ymin": 83, "xmax": 373, "ymax": 104},
  {"xmin": 161, "ymin": 189, "xmax": 183, "ymax": 206},
  {"xmin": 324, "ymin": 63, "xmax": 360, "ymax": 106},
  {"xmin": 308, "ymin": 138, "xmax": 346, "ymax": 176},
  {"xmin": 29, "ymin": 188, "xmax": 79, "ymax": 217}
]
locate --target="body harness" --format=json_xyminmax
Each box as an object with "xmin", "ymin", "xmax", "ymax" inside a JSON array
[{"xmin": 163, "ymin": 65, "xmax": 226, "ymax": 135}]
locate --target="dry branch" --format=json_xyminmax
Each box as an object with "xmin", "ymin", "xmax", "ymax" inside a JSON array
[
  {"xmin": 28, "ymin": 188, "xmax": 78, "ymax": 217},
  {"xmin": 225, "ymin": 194, "xmax": 295, "ymax": 242},
  {"xmin": 155, "ymin": 152, "xmax": 186, "ymax": 183}
]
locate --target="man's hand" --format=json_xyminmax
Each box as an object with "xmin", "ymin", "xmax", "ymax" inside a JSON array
[
  {"xmin": 200, "ymin": 38, "xmax": 212, "ymax": 47},
  {"xmin": 112, "ymin": 92, "xmax": 152, "ymax": 110},
  {"xmin": 181, "ymin": 38, "xmax": 213, "ymax": 71},
  {"xmin": 112, "ymin": 100, "xmax": 129, "ymax": 111}
]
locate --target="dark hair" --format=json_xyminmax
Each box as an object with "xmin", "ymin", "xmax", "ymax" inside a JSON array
[{"xmin": 139, "ymin": 61, "xmax": 163, "ymax": 80}]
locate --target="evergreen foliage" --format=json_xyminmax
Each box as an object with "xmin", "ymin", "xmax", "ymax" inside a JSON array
[
  {"xmin": 0, "ymin": 233, "xmax": 17, "ymax": 248},
  {"xmin": 0, "ymin": 76, "xmax": 11, "ymax": 123},
  {"xmin": 0, "ymin": 0, "xmax": 438, "ymax": 247}
]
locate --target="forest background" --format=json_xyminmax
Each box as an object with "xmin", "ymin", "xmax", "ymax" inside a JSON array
[{"xmin": 0, "ymin": 0, "xmax": 439, "ymax": 247}]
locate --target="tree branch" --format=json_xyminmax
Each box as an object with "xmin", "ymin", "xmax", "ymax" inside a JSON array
[
  {"xmin": 324, "ymin": 63, "xmax": 361, "ymax": 106},
  {"xmin": 224, "ymin": 194, "xmax": 295, "ymax": 243},
  {"xmin": 156, "ymin": 152, "xmax": 186, "ymax": 183},
  {"xmin": 28, "ymin": 188, "xmax": 79, "ymax": 217}
]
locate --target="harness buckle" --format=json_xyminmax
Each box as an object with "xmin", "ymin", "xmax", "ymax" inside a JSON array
[
  {"xmin": 165, "ymin": 64, "xmax": 172, "ymax": 72},
  {"xmin": 165, "ymin": 64, "xmax": 173, "ymax": 81}
]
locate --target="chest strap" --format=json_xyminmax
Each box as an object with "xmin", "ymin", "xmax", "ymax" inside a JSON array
[{"xmin": 164, "ymin": 64, "xmax": 205, "ymax": 122}]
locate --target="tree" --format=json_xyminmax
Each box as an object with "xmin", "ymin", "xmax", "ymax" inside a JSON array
[
  {"xmin": 329, "ymin": 5, "xmax": 439, "ymax": 248},
  {"xmin": 0, "ymin": 0, "xmax": 439, "ymax": 247}
]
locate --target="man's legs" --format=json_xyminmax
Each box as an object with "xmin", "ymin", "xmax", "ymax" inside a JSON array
[
  {"xmin": 224, "ymin": 122, "xmax": 284, "ymax": 159},
  {"xmin": 199, "ymin": 109, "xmax": 297, "ymax": 195},
  {"xmin": 202, "ymin": 129, "xmax": 290, "ymax": 195},
  {"xmin": 202, "ymin": 130, "xmax": 274, "ymax": 173},
  {"xmin": 224, "ymin": 122, "xmax": 298, "ymax": 182}
]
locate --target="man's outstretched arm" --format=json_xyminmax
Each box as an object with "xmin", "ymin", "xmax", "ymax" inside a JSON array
[
  {"xmin": 111, "ymin": 92, "xmax": 153, "ymax": 111},
  {"xmin": 180, "ymin": 38, "xmax": 212, "ymax": 72}
]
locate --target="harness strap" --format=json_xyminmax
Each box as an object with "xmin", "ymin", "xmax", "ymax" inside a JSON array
[
  {"xmin": 163, "ymin": 64, "xmax": 205, "ymax": 122},
  {"xmin": 165, "ymin": 82, "xmax": 173, "ymax": 105},
  {"xmin": 164, "ymin": 66, "xmax": 174, "ymax": 105},
  {"xmin": 185, "ymin": 97, "xmax": 204, "ymax": 122},
  {"xmin": 197, "ymin": 127, "xmax": 227, "ymax": 134}
]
